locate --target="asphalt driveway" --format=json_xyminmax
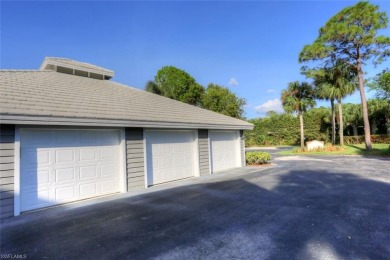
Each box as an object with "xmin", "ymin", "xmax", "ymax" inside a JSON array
[{"xmin": 1, "ymin": 152, "xmax": 390, "ymax": 259}]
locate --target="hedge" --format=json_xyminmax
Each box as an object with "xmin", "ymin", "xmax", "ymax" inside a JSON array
[
  {"xmin": 343, "ymin": 135, "xmax": 390, "ymax": 145},
  {"xmin": 245, "ymin": 108, "xmax": 331, "ymax": 146}
]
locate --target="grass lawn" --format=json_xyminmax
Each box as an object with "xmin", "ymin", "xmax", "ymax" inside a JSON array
[{"xmin": 279, "ymin": 143, "xmax": 390, "ymax": 157}]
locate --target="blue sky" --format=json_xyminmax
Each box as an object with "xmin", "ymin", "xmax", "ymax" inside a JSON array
[{"xmin": 2, "ymin": 1, "xmax": 390, "ymax": 119}]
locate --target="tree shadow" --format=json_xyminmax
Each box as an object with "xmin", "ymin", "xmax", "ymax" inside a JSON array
[
  {"xmin": 1, "ymin": 168, "xmax": 390, "ymax": 259},
  {"xmin": 347, "ymin": 144, "xmax": 390, "ymax": 160}
]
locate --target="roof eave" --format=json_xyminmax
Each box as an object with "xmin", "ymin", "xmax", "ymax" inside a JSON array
[{"xmin": 0, "ymin": 115, "xmax": 254, "ymax": 130}]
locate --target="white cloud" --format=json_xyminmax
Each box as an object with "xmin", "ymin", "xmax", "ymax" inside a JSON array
[
  {"xmin": 228, "ymin": 78, "xmax": 238, "ymax": 86},
  {"xmin": 255, "ymin": 98, "xmax": 283, "ymax": 113},
  {"xmin": 267, "ymin": 89, "xmax": 276, "ymax": 93}
]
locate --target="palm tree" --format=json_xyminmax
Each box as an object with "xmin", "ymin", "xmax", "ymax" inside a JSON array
[
  {"xmin": 313, "ymin": 61, "xmax": 357, "ymax": 146},
  {"xmin": 313, "ymin": 72, "xmax": 336, "ymax": 145},
  {"xmin": 281, "ymin": 81, "xmax": 316, "ymax": 149}
]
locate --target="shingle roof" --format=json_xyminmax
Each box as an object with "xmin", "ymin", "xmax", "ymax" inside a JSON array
[{"xmin": 0, "ymin": 70, "xmax": 253, "ymax": 130}]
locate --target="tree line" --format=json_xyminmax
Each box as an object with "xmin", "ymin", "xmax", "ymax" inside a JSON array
[
  {"xmin": 246, "ymin": 100, "xmax": 390, "ymax": 147},
  {"xmin": 143, "ymin": 1, "xmax": 389, "ymax": 151}
]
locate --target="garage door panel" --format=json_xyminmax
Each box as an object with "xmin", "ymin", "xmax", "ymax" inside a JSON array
[
  {"xmin": 79, "ymin": 165, "xmax": 97, "ymax": 179},
  {"xmin": 160, "ymin": 157, "xmax": 173, "ymax": 169},
  {"xmin": 55, "ymin": 167, "xmax": 76, "ymax": 183},
  {"xmin": 146, "ymin": 131, "xmax": 197, "ymax": 186},
  {"xmin": 55, "ymin": 149, "xmax": 75, "ymax": 163},
  {"xmin": 38, "ymin": 150, "xmax": 51, "ymax": 165},
  {"xmin": 80, "ymin": 148, "xmax": 96, "ymax": 161},
  {"xmin": 80, "ymin": 182, "xmax": 97, "ymax": 197},
  {"xmin": 37, "ymin": 169, "xmax": 51, "ymax": 185},
  {"xmin": 55, "ymin": 186, "xmax": 75, "ymax": 201},
  {"xmin": 20, "ymin": 129, "xmax": 121, "ymax": 212},
  {"xmin": 101, "ymin": 179, "xmax": 116, "ymax": 193},
  {"xmin": 101, "ymin": 164, "xmax": 116, "ymax": 177},
  {"xmin": 101, "ymin": 147, "xmax": 115, "ymax": 160},
  {"xmin": 173, "ymin": 156, "xmax": 183, "ymax": 166}
]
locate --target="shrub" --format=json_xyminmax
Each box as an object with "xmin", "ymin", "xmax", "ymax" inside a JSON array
[
  {"xmin": 246, "ymin": 151, "xmax": 271, "ymax": 165},
  {"xmin": 292, "ymin": 144, "xmax": 344, "ymax": 153},
  {"xmin": 323, "ymin": 143, "xmax": 345, "ymax": 151}
]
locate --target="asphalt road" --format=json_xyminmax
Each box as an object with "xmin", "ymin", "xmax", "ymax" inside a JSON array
[{"xmin": 1, "ymin": 150, "xmax": 390, "ymax": 259}]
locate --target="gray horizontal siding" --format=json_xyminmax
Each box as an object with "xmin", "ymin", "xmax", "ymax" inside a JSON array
[
  {"xmin": 198, "ymin": 130, "xmax": 210, "ymax": 176},
  {"xmin": 0, "ymin": 124, "xmax": 15, "ymax": 220},
  {"xmin": 240, "ymin": 130, "xmax": 246, "ymax": 166},
  {"xmin": 126, "ymin": 128, "xmax": 145, "ymax": 191}
]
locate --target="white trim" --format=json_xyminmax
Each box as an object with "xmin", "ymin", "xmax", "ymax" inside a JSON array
[
  {"xmin": 119, "ymin": 128, "xmax": 127, "ymax": 193},
  {"xmin": 241, "ymin": 131, "xmax": 246, "ymax": 167},
  {"xmin": 236, "ymin": 131, "xmax": 241, "ymax": 167},
  {"xmin": 0, "ymin": 115, "xmax": 253, "ymax": 130},
  {"xmin": 193, "ymin": 130, "xmax": 200, "ymax": 178},
  {"xmin": 14, "ymin": 126, "xmax": 21, "ymax": 216},
  {"xmin": 143, "ymin": 128, "xmax": 148, "ymax": 189},
  {"xmin": 207, "ymin": 130, "xmax": 212, "ymax": 175}
]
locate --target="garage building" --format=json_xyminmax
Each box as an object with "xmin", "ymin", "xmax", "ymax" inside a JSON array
[{"xmin": 0, "ymin": 57, "xmax": 253, "ymax": 219}]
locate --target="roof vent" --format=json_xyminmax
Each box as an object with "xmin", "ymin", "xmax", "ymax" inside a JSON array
[{"xmin": 39, "ymin": 57, "xmax": 114, "ymax": 80}]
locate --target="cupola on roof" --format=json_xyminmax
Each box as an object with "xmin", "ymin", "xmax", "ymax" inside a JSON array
[{"xmin": 39, "ymin": 57, "xmax": 114, "ymax": 80}]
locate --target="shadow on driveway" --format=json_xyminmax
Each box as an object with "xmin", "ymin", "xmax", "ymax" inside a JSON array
[{"xmin": 1, "ymin": 167, "xmax": 390, "ymax": 259}]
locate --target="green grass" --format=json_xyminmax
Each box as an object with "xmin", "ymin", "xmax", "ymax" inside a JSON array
[{"xmin": 279, "ymin": 144, "xmax": 390, "ymax": 157}]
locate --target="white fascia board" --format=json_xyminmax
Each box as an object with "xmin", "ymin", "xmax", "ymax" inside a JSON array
[{"xmin": 0, "ymin": 115, "xmax": 254, "ymax": 130}]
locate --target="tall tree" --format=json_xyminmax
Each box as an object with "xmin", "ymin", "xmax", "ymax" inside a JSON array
[
  {"xmin": 201, "ymin": 83, "xmax": 246, "ymax": 119},
  {"xmin": 281, "ymin": 81, "xmax": 316, "ymax": 149},
  {"xmin": 145, "ymin": 66, "xmax": 204, "ymax": 106},
  {"xmin": 299, "ymin": 1, "xmax": 390, "ymax": 151}
]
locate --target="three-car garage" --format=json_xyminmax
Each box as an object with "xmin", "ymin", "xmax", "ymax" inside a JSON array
[
  {"xmin": 0, "ymin": 57, "xmax": 253, "ymax": 220},
  {"xmin": 16, "ymin": 128, "xmax": 243, "ymax": 213}
]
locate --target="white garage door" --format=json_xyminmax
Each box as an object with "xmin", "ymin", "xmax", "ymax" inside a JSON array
[
  {"xmin": 210, "ymin": 131, "xmax": 241, "ymax": 172},
  {"xmin": 20, "ymin": 129, "xmax": 121, "ymax": 212},
  {"xmin": 146, "ymin": 130, "xmax": 197, "ymax": 186}
]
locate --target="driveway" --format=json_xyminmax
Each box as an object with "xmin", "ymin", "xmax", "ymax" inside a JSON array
[{"xmin": 1, "ymin": 151, "xmax": 390, "ymax": 259}]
